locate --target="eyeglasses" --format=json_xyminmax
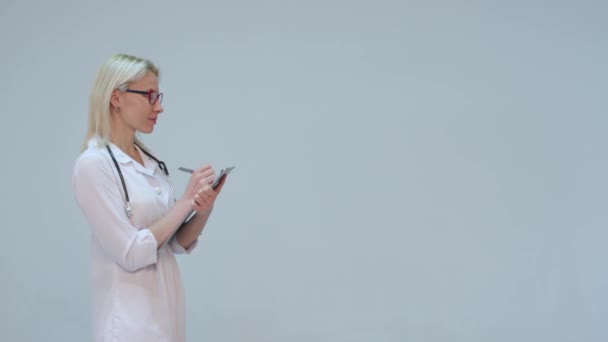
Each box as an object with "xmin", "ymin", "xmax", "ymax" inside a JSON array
[{"xmin": 123, "ymin": 88, "xmax": 164, "ymax": 105}]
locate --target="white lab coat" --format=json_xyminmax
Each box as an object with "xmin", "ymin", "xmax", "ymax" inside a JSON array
[{"xmin": 72, "ymin": 138, "xmax": 198, "ymax": 342}]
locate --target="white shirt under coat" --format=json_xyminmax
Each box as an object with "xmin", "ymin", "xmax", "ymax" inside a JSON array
[{"xmin": 72, "ymin": 138, "xmax": 198, "ymax": 342}]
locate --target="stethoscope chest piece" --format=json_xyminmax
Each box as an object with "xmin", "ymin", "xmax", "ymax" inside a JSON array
[{"xmin": 125, "ymin": 203, "xmax": 133, "ymax": 218}]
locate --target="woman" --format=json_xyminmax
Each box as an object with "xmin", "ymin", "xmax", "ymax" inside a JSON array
[{"xmin": 72, "ymin": 53, "xmax": 225, "ymax": 341}]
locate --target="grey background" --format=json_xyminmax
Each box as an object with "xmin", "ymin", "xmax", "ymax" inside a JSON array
[{"xmin": 0, "ymin": 0, "xmax": 606, "ymax": 341}]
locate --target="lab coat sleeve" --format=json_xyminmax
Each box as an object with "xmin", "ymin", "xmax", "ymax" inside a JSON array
[
  {"xmin": 169, "ymin": 235, "xmax": 198, "ymax": 255},
  {"xmin": 73, "ymin": 154, "xmax": 158, "ymax": 272}
]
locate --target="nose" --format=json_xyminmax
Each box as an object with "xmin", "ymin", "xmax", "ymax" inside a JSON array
[{"xmin": 154, "ymin": 100, "xmax": 164, "ymax": 114}]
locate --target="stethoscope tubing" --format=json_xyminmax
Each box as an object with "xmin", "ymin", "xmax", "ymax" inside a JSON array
[{"xmin": 106, "ymin": 143, "xmax": 176, "ymax": 218}]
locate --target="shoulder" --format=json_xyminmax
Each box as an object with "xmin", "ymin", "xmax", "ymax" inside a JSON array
[{"xmin": 73, "ymin": 144, "xmax": 112, "ymax": 178}]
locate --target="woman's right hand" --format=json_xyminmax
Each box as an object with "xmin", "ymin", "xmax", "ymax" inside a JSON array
[{"xmin": 182, "ymin": 164, "xmax": 216, "ymax": 213}]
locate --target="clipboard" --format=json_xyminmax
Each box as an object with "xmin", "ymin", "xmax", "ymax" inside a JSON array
[{"xmin": 160, "ymin": 166, "xmax": 235, "ymax": 250}]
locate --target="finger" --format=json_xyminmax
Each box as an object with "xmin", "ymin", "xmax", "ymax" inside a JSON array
[
  {"xmin": 193, "ymin": 193, "xmax": 202, "ymax": 205},
  {"xmin": 200, "ymin": 197, "xmax": 211, "ymax": 208},
  {"xmin": 195, "ymin": 164, "xmax": 212, "ymax": 175},
  {"xmin": 205, "ymin": 190, "xmax": 216, "ymax": 200},
  {"xmin": 193, "ymin": 195, "xmax": 210, "ymax": 211},
  {"xmin": 192, "ymin": 198, "xmax": 201, "ymax": 208},
  {"xmin": 190, "ymin": 173, "xmax": 206, "ymax": 191},
  {"xmin": 197, "ymin": 173, "xmax": 214, "ymax": 186},
  {"xmin": 201, "ymin": 171, "xmax": 216, "ymax": 185},
  {"xmin": 198, "ymin": 189, "xmax": 213, "ymax": 202},
  {"xmin": 200, "ymin": 168, "xmax": 215, "ymax": 178},
  {"xmin": 196, "ymin": 183, "xmax": 210, "ymax": 196}
]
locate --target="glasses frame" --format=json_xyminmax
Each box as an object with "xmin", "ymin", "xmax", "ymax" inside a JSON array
[{"xmin": 122, "ymin": 88, "xmax": 163, "ymax": 105}]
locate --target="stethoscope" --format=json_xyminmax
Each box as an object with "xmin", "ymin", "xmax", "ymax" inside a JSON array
[{"xmin": 106, "ymin": 143, "xmax": 176, "ymax": 218}]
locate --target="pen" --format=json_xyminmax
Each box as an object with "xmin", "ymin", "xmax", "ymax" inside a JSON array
[{"xmin": 178, "ymin": 167, "xmax": 194, "ymax": 173}]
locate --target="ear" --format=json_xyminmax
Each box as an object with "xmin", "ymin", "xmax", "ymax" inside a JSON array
[{"xmin": 110, "ymin": 89, "xmax": 121, "ymax": 110}]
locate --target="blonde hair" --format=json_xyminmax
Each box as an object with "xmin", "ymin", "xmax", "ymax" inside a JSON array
[{"xmin": 81, "ymin": 53, "xmax": 160, "ymax": 151}]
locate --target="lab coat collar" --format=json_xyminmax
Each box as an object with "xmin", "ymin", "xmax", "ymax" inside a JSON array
[
  {"xmin": 88, "ymin": 137, "xmax": 158, "ymax": 177},
  {"xmin": 138, "ymin": 148, "xmax": 162, "ymax": 177}
]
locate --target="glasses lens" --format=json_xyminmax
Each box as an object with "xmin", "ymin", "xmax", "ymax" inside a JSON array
[{"xmin": 149, "ymin": 91, "xmax": 158, "ymax": 104}]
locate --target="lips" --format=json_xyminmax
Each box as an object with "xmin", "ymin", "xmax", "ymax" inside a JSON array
[{"xmin": 149, "ymin": 118, "xmax": 157, "ymax": 124}]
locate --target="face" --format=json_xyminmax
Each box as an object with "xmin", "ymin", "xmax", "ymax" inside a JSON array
[{"xmin": 111, "ymin": 72, "xmax": 164, "ymax": 134}]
